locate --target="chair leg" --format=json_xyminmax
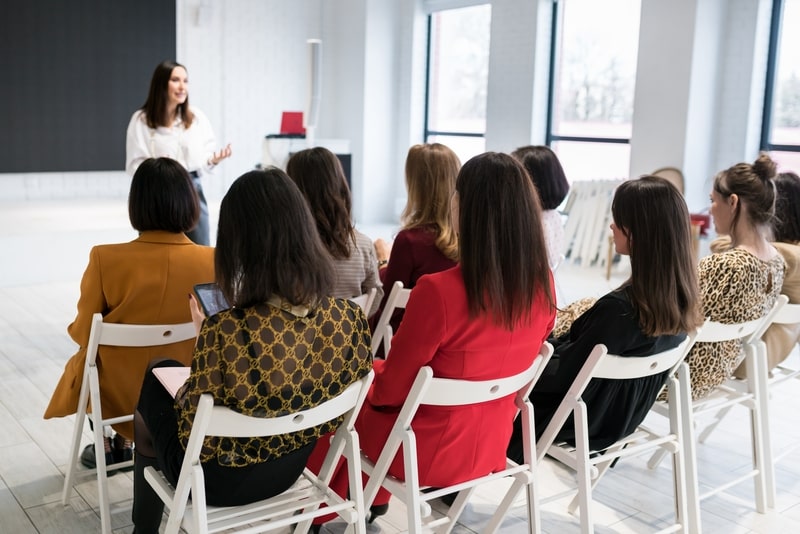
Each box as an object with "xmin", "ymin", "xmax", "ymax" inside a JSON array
[
  {"xmin": 755, "ymin": 343, "xmax": 776, "ymax": 509},
  {"xmin": 745, "ymin": 346, "xmax": 768, "ymax": 513},
  {"xmin": 696, "ymin": 404, "xmax": 733, "ymax": 444},
  {"xmin": 88, "ymin": 367, "xmax": 113, "ymax": 534},
  {"xmin": 62, "ymin": 370, "xmax": 92, "ymax": 505},
  {"xmin": 676, "ymin": 364, "xmax": 701, "ymax": 533},
  {"xmin": 667, "ymin": 375, "xmax": 689, "ymax": 531},
  {"xmin": 573, "ymin": 403, "xmax": 594, "ymax": 534}
]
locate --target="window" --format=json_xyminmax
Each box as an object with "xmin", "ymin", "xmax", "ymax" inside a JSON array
[
  {"xmin": 547, "ymin": 0, "xmax": 641, "ymax": 181},
  {"xmin": 424, "ymin": 4, "xmax": 491, "ymax": 163},
  {"xmin": 762, "ymin": 0, "xmax": 800, "ymax": 172}
]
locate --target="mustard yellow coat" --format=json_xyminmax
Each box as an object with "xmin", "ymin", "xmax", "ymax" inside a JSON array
[{"xmin": 44, "ymin": 231, "xmax": 215, "ymax": 439}]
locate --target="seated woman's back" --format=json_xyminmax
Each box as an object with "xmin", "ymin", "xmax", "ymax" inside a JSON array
[
  {"xmin": 684, "ymin": 153, "xmax": 785, "ymax": 399},
  {"xmin": 44, "ymin": 158, "xmax": 215, "ymax": 440},
  {"xmin": 286, "ymin": 147, "xmax": 383, "ymax": 316},
  {"xmin": 508, "ymin": 175, "xmax": 702, "ymax": 460},
  {"xmin": 372, "ymin": 143, "xmax": 460, "ymax": 334}
]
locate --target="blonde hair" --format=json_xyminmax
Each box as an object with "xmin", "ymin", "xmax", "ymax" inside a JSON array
[{"xmin": 401, "ymin": 143, "xmax": 460, "ymax": 261}]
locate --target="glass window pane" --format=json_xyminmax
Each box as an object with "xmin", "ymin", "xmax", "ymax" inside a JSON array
[
  {"xmin": 770, "ymin": 150, "xmax": 800, "ymax": 173},
  {"xmin": 426, "ymin": 135, "xmax": 486, "ymax": 164},
  {"xmin": 768, "ymin": 0, "xmax": 800, "ymax": 146},
  {"xmin": 552, "ymin": 140, "xmax": 631, "ymax": 182},
  {"xmin": 552, "ymin": 0, "xmax": 641, "ymax": 140},
  {"xmin": 427, "ymin": 5, "xmax": 491, "ymax": 136}
]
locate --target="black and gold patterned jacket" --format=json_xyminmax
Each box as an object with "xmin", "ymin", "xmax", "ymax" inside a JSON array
[{"xmin": 175, "ymin": 296, "xmax": 372, "ymax": 466}]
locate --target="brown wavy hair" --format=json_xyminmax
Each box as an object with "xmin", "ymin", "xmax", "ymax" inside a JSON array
[
  {"xmin": 286, "ymin": 147, "xmax": 355, "ymax": 259},
  {"xmin": 401, "ymin": 143, "xmax": 460, "ymax": 261}
]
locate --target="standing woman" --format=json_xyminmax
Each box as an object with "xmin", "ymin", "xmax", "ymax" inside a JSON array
[
  {"xmin": 372, "ymin": 143, "xmax": 460, "ymax": 334},
  {"xmin": 286, "ymin": 147, "xmax": 383, "ymax": 316},
  {"xmin": 126, "ymin": 60, "xmax": 232, "ymax": 245}
]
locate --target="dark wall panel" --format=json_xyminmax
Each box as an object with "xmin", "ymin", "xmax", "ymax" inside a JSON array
[{"xmin": 0, "ymin": 0, "xmax": 176, "ymax": 172}]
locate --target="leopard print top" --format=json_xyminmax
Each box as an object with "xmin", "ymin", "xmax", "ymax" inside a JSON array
[
  {"xmin": 685, "ymin": 248, "xmax": 784, "ymax": 400},
  {"xmin": 175, "ymin": 296, "xmax": 372, "ymax": 466}
]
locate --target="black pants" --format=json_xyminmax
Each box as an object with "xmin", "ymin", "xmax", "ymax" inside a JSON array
[
  {"xmin": 186, "ymin": 172, "xmax": 210, "ymax": 246},
  {"xmin": 133, "ymin": 360, "xmax": 315, "ymax": 533}
]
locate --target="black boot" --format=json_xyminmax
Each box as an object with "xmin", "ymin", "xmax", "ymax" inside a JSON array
[
  {"xmin": 367, "ymin": 503, "xmax": 389, "ymax": 523},
  {"xmin": 132, "ymin": 454, "xmax": 164, "ymax": 534}
]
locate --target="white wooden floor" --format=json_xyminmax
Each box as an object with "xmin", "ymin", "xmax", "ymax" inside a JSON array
[{"xmin": 2, "ymin": 198, "xmax": 800, "ymax": 533}]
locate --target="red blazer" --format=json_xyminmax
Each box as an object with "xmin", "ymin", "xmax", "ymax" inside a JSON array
[{"xmin": 358, "ymin": 265, "xmax": 555, "ymax": 487}]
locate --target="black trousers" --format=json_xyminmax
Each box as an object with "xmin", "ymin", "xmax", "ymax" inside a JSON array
[{"xmin": 133, "ymin": 360, "xmax": 315, "ymax": 533}]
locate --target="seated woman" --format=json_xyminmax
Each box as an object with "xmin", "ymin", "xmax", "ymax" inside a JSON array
[
  {"xmin": 44, "ymin": 157, "xmax": 215, "ymax": 466},
  {"xmin": 286, "ymin": 147, "xmax": 383, "ymax": 316},
  {"xmin": 130, "ymin": 169, "xmax": 373, "ymax": 533},
  {"xmin": 678, "ymin": 153, "xmax": 784, "ymax": 399},
  {"xmin": 511, "ymin": 145, "xmax": 570, "ymax": 269},
  {"xmin": 372, "ymin": 142, "xmax": 460, "ymax": 337},
  {"xmin": 310, "ymin": 151, "xmax": 557, "ymax": 526},
  {"xmin": 711, "ymin": 170, "xmax": 800, "ymax": 379},
  {"xmin": 508, "ymin": 175, "xmax": 702, "ymax": 460}
]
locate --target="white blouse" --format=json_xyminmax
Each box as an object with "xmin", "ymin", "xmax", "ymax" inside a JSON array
[
  {"xmin": 125, "ymin": 107, "xmax": 217, "ymax": 176},
  {"xmin": 541, "ymin": 209, "xmax": 565, "ymax": 269}
]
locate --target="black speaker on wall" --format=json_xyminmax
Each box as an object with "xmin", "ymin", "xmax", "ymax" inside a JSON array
[{"xmin": 0, "ymin": 0, "xmax": 176, "ymax": 173}]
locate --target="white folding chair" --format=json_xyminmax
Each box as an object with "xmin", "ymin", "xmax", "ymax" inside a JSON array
[
  {"xmin": 145, "ymin": 370, "xmax": 375, "ymax": 534},
  {"xmin": 349, "ymin": 287, "xmax": 377, "ymax": 317},
  {"xmin": 370, "ymin": 281, "xmax": 412, "ymax": 356},
  {"xmin": 360, "ymin": 342, "xmax": 554, "ymax": 534},
  {"xmin": 62, "ymin": 312, "xmax": 196, "ymax": 534},
  {"xmin": 538, "ymin": 333, "xmax": 698, "ymax": 534},
  {"xmin": 648, "ymin": 298, "xmax": 786, "ymax": 519}
]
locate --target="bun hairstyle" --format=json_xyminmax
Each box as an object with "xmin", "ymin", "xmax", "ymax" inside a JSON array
[{"xmin": 713, "ymin": 152, "xmax": 778, "ymax": 230}]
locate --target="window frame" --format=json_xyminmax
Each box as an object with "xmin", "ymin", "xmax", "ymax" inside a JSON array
[
  {"xmin": 423, "ymin": 6, "xmax": 490, "ymax": 145},
  {"xmin": 760, "ymin": 0, "xmax": 800, "ymax": 154},
  {"xmin": 545, "ymin": 0, "xmax": 637, "ymax": 163}
]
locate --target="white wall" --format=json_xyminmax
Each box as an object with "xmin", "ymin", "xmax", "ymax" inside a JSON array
[{"xmin": 0, "ymin": 0, "xmax": 779, "ymax": 225}]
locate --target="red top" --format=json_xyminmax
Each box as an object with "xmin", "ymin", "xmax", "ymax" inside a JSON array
[
  {"xmin": 373, "ymin": 225, "xmax": 457, "ymax": 333},
  {"xmin": 359, "ymin": 265, "xmax": 556, "ymax": 487}
]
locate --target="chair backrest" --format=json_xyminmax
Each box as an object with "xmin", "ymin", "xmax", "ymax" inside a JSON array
[
  {"xmin": 370, "ymin": 281, "xmax": 412, "ymax": 355},
  {"xmin": 652, "ymin": 166, "xmax": 685, "ymax": 195},
  {"xmin": 85, "ymin": 312, "xmax": 197, "ymax": 367},
  {"xmin": 350, "ymin": 287, "xmax": 378, "ymax": 317},
  {"xmin": 698, "ymin": 294, "xmax": 787, "ymax": 345},
  {"xmin": 769, "ymin": 297, "xmax": 800, "ymax": 327},
  {"xmin": 747, "ymin": 294, "xmax": 790, "ymax": 341},
  {"xmin": 537, "ymin": 331, "xmax": 697, "ymax": 460},
  {"xmin": 194, "ymin": 371, "xmax": 374, "ymax": 441},
  {"xmin": 593, "ymin": 332, "xmax": 697, "ymax": 380},
  {"xmin": 420, "ymin": 342, "xmax": 554, "ymax": 408}
]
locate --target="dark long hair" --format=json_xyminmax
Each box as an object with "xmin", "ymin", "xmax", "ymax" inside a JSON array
[
  {"xmin": 612, "ymin": 176, "xmax": 702, "ymax": 336},
  {"xmin": 140, "ymin": 60, "xmax": 194, "ymax": 129},
  {"xmin": 215, "ymin": 169, "xmax": 334, "ymax": 307},
  {"xmin": 456, "ymin": 152, "xmax": 555, "ymax": 329},
  {"xmin": 772, "ymin": 171, "xmax": 800, "ymax": 243},
  {"xmin": 285, "ymin": 147, "xmax": 355, "ymax": 259},
  {"xmin": 511, "ymin": 145, "xmax": 570, "ymax": 210}
]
